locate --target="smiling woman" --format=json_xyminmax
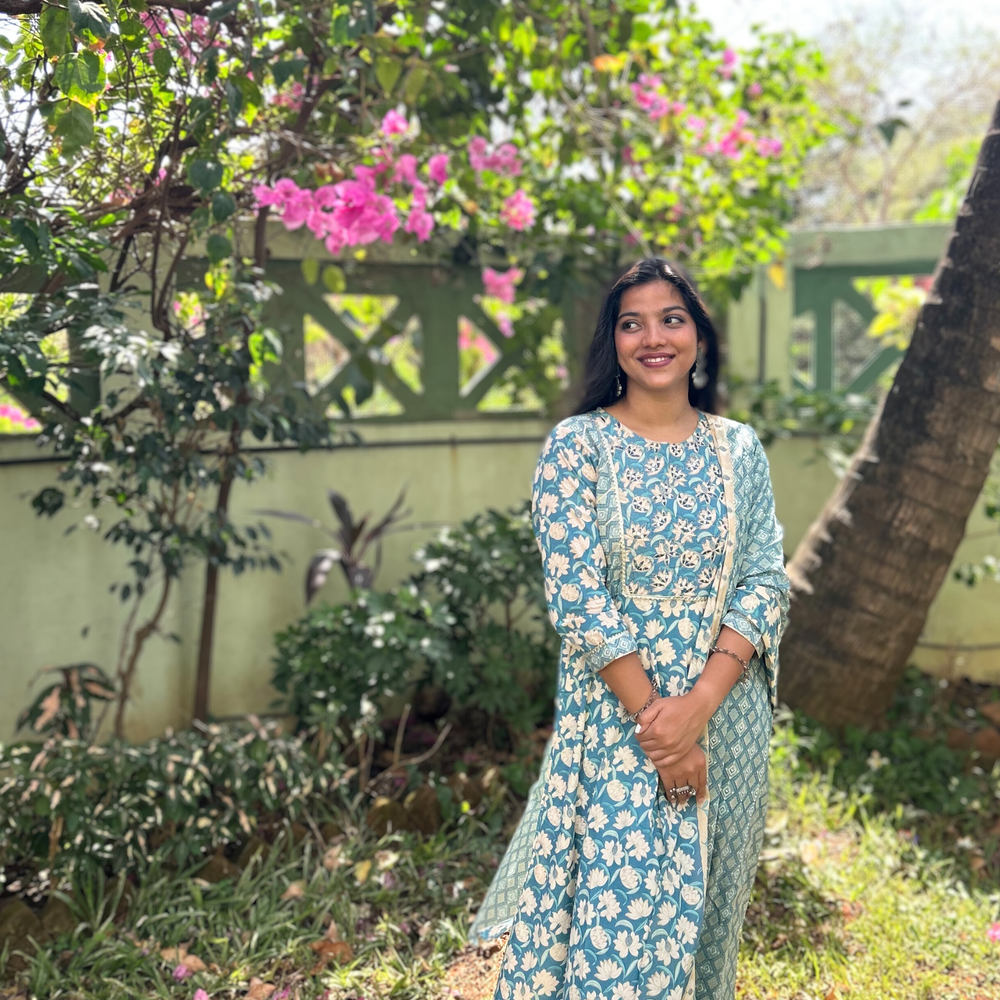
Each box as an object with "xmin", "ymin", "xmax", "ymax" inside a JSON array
[
  {"xmin": 472, "ymin": 259, "xmax": 789, "ymax": 1000},
  {"xmin": 577, "ymin": 259, "xmax": 721, "ymax": 422}
]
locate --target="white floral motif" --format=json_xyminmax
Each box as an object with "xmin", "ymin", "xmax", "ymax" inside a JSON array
[{"xmin": 493, "ymin": 413, "xmax": 789, "ymax": 1000}]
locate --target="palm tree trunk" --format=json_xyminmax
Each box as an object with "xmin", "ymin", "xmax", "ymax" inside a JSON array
[{"xmin": 778, "ymin": 96, "xmax": 1000, "ymax": 728}]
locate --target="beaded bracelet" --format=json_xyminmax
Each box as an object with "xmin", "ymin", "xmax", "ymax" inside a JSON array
[
  {"xmin": 709, "ymin": 644, "xmax": 752, "ymax": 684},
  {"xmin": 624, "ymin": 686, "xmax": 659, "ymax": 724}
]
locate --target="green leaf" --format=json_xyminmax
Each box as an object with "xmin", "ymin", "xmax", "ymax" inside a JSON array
[
  {"xmin": 301, "ymin": 257, "xmax": 319, "ymax": 286},
  {"xmin": 206, "ymin": 233, "xmax": 232, "ymax": 264},
  {"xmin": 54, "ymin": 101, "xmax": 95, "ymax": 156},
  {"xmin": 118, "ymin": 17, "xmax": 147, "ymax": 52},
  {"xmin": 211, "ymin": 191, "xmax": 236, "ymax": 222},
  {"xmin": 189, "ymin": 158, "xmax": 225, "ymax": 193},
  {"xmin": 375, "ymin": 56, "xmax": 403, "ymax": 95},
  {"xmin": 225, "ymin": 79, "xmax": 244, "ymax": 121},
  {"xmin": 272, "ymin": 57, "xmax": 307, "ymax": 88},
  {"xmin": 208, "ymin": 0, "xmax": 239, "ymax": 22},
  {"xmin": 68, "ymin": 0, "xmax": 111, "ymax": 39},
  {"xmin": 40, "ymin": 4, "xmax": 72, "ymax": 56},
  {"xmin": 511, "ymin": 17, "xmax": 536, "ymax": 56},
  {"xmin": 400, "ymin": 64, "xmax": 428, "ymax": 105},
  {"xmin": 877, "ymin": 117, "xmax": 908, "ymax": 147},
  {"xmin": 153, "ymin": 46, "xmax": 172, "ymax": 79},
  {"xmin": 331, "ymin": 11, "xmax": 350, "ymax": 44},
  {"xmin": 53, "ymin": 51, "xmax": 106, "ymax": 107},
  {"xmin": 321, "ymin": 265, "xmax": 346, "ymax": 294}
]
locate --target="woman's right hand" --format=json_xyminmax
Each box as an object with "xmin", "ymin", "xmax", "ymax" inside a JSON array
[{"xmin": 655, "ymin": 743, "xmax": 707, "ymax": 808}]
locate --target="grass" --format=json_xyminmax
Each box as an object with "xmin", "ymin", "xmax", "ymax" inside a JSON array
[
  {"xmin": 3, "ymin": 704, "xmax": 1000, "ymax": 999},
  {"xmin": 737, "ymin": 722, "xmax": 1000, "ymax": 999}
]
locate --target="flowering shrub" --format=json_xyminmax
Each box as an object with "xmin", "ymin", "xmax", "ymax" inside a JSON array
[{"xmin": 271, "ymin": 588, "xmax": 454, "ymax": 727}]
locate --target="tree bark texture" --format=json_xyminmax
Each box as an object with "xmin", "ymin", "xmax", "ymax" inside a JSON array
[
  {"xmin": 192, "ymin": 470, "xmax": 234, "ymax": 723},
  {"xmin": 778, "ymin": 97, "xmax": 1000, "ymax": 728}
]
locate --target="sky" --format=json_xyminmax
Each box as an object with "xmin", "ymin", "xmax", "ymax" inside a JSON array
[{"xmin": 692, "ymin": 0, "xmax": 1000, "ymax": 46}]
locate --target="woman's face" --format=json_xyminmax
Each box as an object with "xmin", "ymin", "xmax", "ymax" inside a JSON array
[{"xmin": 614, "ymin": 280, "xmax": 700, "ymax": 398}]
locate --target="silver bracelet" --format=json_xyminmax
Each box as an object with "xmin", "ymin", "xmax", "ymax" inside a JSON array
[
  {"xmin": 709, "ymin": 645, "xmax": 752, "ymax": 684},
  {"xmin": 624, "ymin": 686, "xmax": 659, "ymax": 724}
]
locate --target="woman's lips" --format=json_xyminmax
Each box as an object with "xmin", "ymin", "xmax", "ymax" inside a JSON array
[{"xmin": 637, "ymin": 354, "xmax": 675, "ymax": 368}]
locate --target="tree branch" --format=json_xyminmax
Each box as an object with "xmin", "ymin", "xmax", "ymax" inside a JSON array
[{"xmin": 0, "ymin": 0, "xmax": 215, "ymax": 13}]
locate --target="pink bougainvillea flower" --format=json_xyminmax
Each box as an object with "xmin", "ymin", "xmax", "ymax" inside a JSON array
[
  {"xmin": 498, "ymin": 316, "xmax": 514, "ymax": 338},
  {"xmin": 756, "ymin": 137, "xmax": 783, "ymax": 157},
  {"xmin": 481, "ymin": 266, "xmax": 524, "ymax": 304},
  {"xmin": 0, "ymin": 404, "xmax": 41, "ymax": 431},
  {"xmin": 405, "ymin": 208, "xmax": 434, "ymax": 242},
  {"xmin": 721, "ymin": 47, "xmax": 738, "ymax": 78},
  {"xmin": 427, "ymin": 152, "xmax": 449, "ymax": 185},
  {"xmin": 747, "ymin": 81, "xmax": 763, "ymax": 97},
  {"xmin": 172, "ymin": 964, "xmax": 191, "ymax": 981},
  {"xmin": 381, "ymin": 109, "xmax": 409, "ymax": 136},
  {"xmin": 988, "ymin": 923, "xmax": 1000, "ymax": 943},
  {"xmin": 272, "ymin": 81, "xmax": 304, "ymax": 111},
  {"xmin": 629, "ymin": 75, "xmax": 676, "ymax": 121},
  {"xmin": 686, "ymin": 116, "xmax": 707, "ymax": 135},
  {"xmin": 499, "ymin": 190, "xmax": 536, "ymax": 231},
  {"xmin": 468, "ymin": 138, "xmax": 521, "ymax": 177},
  {"xmin": 193, "ymin": 991, "xmax": 209, "ymax": 1000},
  {"xmin": 393, "ymin": 154, "xmax": 418, "ymax": 186}
]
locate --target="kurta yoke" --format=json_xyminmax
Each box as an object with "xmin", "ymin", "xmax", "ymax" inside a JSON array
[{"xmin": 473, "ymin": 410, "xmax": 789, "ymax": 1000}]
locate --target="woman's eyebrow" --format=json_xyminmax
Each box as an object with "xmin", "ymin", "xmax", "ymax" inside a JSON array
[{"xmin": 618, "ymin": 305, "xmax": 689, "ymax": 319}]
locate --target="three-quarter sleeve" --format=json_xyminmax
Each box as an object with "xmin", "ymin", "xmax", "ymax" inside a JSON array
[
  {"xmin": 531, "ymin": 421, "xmax": 638, "ymax": 673},
  {"xmin": 720, "ymin": 431, "xmax": 789, "ymax": 692}
]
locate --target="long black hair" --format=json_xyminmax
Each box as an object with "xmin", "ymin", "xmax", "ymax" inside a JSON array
[{"xmin": 575, "ymin": 258, "xmax": 719, "ymax": 415}]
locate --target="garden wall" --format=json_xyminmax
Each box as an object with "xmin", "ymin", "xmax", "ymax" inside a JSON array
[
  {"xmin": 3, "ymin": 421, "xmax": 996, "ymax": 743},
  {"xmin": 3, "ymin": 221, "xmax": 1000, "ymax": 742}
]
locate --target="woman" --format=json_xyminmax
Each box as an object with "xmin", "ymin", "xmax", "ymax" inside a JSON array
[{"xmin": 471, "ymin": 259, "xmax": 790, "ymax": 1000}]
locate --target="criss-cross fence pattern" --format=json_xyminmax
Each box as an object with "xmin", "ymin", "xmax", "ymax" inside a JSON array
[
  {"xmin": 728, "ymin": 223, "xmax": 951, "ymax": 393},
  {"xmin": 261, "ymin": 259, "xmax": 559, "ymax": 422}
]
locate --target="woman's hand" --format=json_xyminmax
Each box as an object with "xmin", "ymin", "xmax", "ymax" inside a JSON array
[
  {"xmin": 656, "ymin": 744, "xmax": 707, "ymax": 808},
  {"xmin": 635, "ymin": 690, "xmax": 712, "ymax": 769}
]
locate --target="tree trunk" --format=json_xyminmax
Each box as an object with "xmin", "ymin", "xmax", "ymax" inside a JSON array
[
  {"xmin": 192, "ymin": 469, "xmax": 234, "ymax": 723},
  {"xmin": 778, "ymin": 97, "xmax": 1000, "ymax": 728}
]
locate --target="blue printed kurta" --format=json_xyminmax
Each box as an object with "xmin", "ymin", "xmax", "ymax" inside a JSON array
[{"xmin": 472, "ymin": 410, "xmax": 789, "ymax": 1000}]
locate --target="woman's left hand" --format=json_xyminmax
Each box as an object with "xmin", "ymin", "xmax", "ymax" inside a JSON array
[{"xmin": 634, "ymin": 691, "xmax": 712, "ymax": 769}]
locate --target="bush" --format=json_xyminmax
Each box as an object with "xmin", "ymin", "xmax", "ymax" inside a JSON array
[
  {"xmin": 271, "ymin": 587, "xmax": 454, "ymax": 730},
  {"xmin": 413, "ymin": 503, "xmax": 559, "ymax": 737},
  {"xmin": 271, "ymin": 503, "xmax": 560, "ymax": 743},
  {"xmin": 0, "ymin": 719, "xmax": 339, "ymax": 892}
]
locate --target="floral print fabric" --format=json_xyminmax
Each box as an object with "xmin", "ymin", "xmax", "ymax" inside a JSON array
[{"xmin": 484, "ymin": 411, "xmax": 789, "ymax": 1000}]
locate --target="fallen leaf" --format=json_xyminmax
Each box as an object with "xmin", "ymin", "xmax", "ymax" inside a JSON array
[
  {"xmin": 799, "ymin": 839, "xmax": 822, "ymax": 866},
  {"xmin": 322, "ymin": 844, "xmax": 348, "ymax": 870},
  {"xmin": 374, "ymin": 849, "xmax": 400, "ymax": 871},
  {"xmin": 353, "ymin": 859, "xmax": 372, "ymax": 884},
  {"xmin": 245, "ymin": 977, "xmax": 276, "ymax": 999},
  {"xmin": 308, "ymin": 939, "xmax": 353, "ymax": 974},
  {"xmin": 159, "ymin": 946, "xmax": 207, "ymax": 973},
  {"xmin": 324, "ymin": 921, "xmax": 341, "ymax": 943},
  {"xmin": 280, "ymin": 881, "xmax": 306, "ymax": 901}
]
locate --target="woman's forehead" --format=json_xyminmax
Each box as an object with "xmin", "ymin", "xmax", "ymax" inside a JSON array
[{"xmin": 619, "ymin": 281, "xmax": 687, "ymax": 312}]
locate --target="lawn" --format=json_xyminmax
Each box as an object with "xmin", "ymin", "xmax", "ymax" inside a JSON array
[{"xmin": 3, "ymin": 699, "xmax": 999, "ymax": 1000}]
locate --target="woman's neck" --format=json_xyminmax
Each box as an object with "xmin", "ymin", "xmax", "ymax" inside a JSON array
[{"xmin": 607, "ymin": 384, "xmax": 698, "ymax": 438}]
